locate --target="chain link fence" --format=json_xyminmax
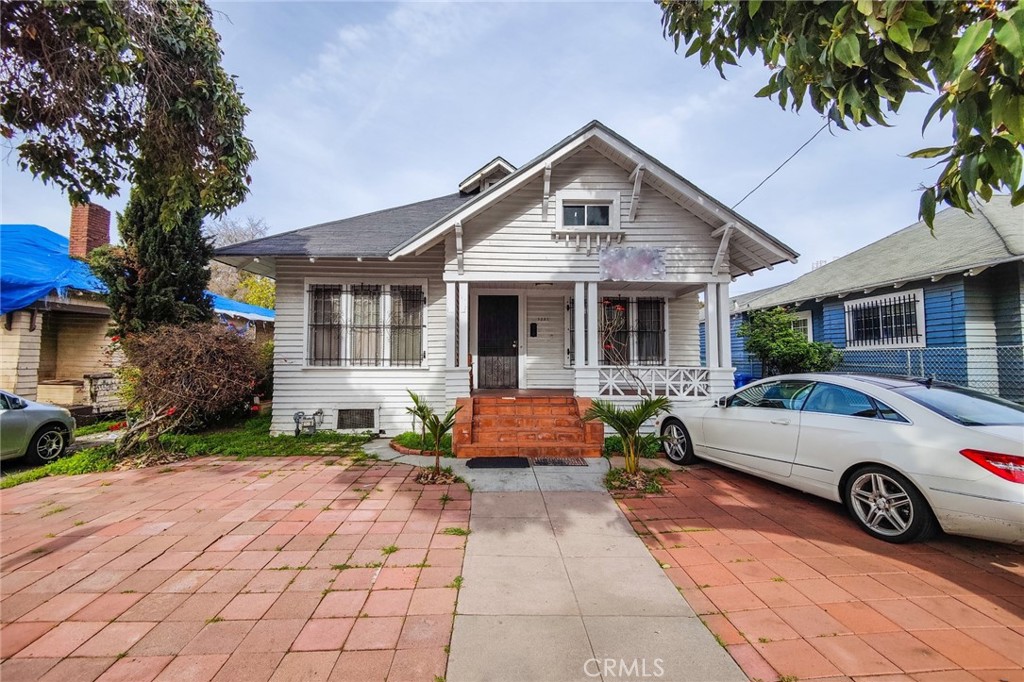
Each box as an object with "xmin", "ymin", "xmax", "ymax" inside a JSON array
[
  {"xmin": 835, "ymin": 345, "xmax": 1024, "ymax": 403},
  {"xmin": 731, "ymin": 345, "xmax": 1024, "ymax": 403}
]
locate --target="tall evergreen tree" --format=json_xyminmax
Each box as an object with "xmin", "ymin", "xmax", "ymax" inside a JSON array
[{"xmin": 91, "ymin": 186, "xmax": 213, "ymax": 334}]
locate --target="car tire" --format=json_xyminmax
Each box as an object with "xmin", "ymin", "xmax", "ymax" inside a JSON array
[
  {"xmin": 843, "ymin": 465, "xmax": 937, "ymax": 543},
  {"xmin": 28, "ymin": 425, "xmax": 68, "ymax": 464},
  {"xmin": 661, "ymin": 418, "xmax": 696, "ymax": 465}
]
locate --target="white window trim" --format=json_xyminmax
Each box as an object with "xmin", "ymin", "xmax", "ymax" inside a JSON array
[
  {"xmin": 843, "ymin": 287, "xmax": 926, "ymax": 349},
  {"xmin": 791, "ymin": 310, "xmax": 813, "ymax": 342},
  {"xmin": 555, "ymin": 190, "xmax": 621, "ymax": 231},
  {"xmin": 303, "ymin": 277, "xmax": 429, "ymax": 369}
]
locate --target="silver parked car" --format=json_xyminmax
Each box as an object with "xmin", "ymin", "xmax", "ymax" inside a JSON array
[{"xmin": 0, "ymin": 391, "xmax": 76, "ymax": 464}]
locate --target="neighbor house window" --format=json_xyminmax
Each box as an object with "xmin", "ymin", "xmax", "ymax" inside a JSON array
[
  {"xmin": 307, "ymin": 283, "xmax": 425, "ymax": 366},
  {"xmin": 790, "ymin": 310, "xmax": 813, "ymax": 342},
  {"xmin": 844, "ymin": 289, "xmax": 924, "ymax": 348}
]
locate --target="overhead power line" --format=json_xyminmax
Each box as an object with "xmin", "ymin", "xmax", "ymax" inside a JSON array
[{"xmin": 731, "ymin": 121, "xmax": 830, "ymax": 210}]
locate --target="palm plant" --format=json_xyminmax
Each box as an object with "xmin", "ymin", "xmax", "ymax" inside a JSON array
[
  {"xmin": 424, "ymin": 405, "xmax": 462, "ymax": 475},
  {"xmin": 406, "ymin": 389, "xmax": 433, "ymax": 455},
  {"xmin": 583, "ymin": 397, "xmax": 671, "ymax": 476}
]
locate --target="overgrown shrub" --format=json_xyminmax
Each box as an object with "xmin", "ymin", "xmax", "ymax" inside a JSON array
[
  {"xmin": 256, "ymin": 340, "xmax": 274, "ymax": 399},
  {"xmin": 116, "ymin": 322, "xmax": 261, "ymax": 454},
  {"xmin": 739, "ymin": 307, "xmax": 842, "ymax": 376}
]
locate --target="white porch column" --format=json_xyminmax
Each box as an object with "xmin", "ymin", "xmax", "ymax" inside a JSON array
[
  {"xmin": 445, "ymin": 282, "xmax": 457, "ymax": 369},
  {"xmin": 717, "ymin": 281, "xmax": 732, "ymax": 368},
  {"xmin": 457, "ymin": 281, "xmax": 469, "ymax": 368},
  {"xmin": 586, "ymin": 282, "xmax": 599, "ymax": 367},
  {"xmin": 704, "ymin": 283, "xmax": 720, "ymax": 369},
  {"xmin": 574, "ymin": 282, "xmax": 586, "ymax": 368}
]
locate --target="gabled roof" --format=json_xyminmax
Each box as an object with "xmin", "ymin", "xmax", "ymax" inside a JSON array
[
  {"xmin": 388, "ymin": 120, "xmax": 799, "ymax": 271},
  {"xmin": 738, "ymin": 195, "xmax": 1023, "ymax": 312},
  {"xmin": 214, "ymin": 193, "xmax": 474, "ymax": 262},
  {"xmin": 1, "ymin": 223, "xmax": 275, "ymax": 321}
]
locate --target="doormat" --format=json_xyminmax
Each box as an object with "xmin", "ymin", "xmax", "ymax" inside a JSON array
[
  {"xmin": 465, "ymin": 457, "xmax": 530, "ymax": 469},
  {"xmin": 532, "ymin": 457, "xmax": 588, "ymax": 467}
]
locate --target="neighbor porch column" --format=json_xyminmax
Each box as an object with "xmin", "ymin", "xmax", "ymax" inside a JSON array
[
  {"xmin": 457, "ymin": 281, "xmax": 469, "ymax": 368},
  {"xmin": 717, "ymin": 281, "xmax": 732, "ymax": 368},
  {"xmin": 704, "ymin": 283, "xmax": 720, "ymax": 369},
  {"xmin": 445, "ymin": 282, "xmax": 457, "ymax": 369},
  {"xmin": 586, "ymin": 282, "xmax": 599, "ymax": 367},
  {"xmin": 574, "ymin": 282, "xmax": 586, "ymax": 368}
]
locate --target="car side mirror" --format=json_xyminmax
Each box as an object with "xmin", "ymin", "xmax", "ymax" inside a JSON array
[{"xmin": 716, "ymin": 396, "xmax": 728, "ymax": 408}]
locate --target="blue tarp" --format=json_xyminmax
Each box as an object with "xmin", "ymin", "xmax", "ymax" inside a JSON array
[
  {"xmin": 209, "ymin": 293, "xmax": 275, "ymax": 322},
  {"xmin": 0, "ymin": 223, "xmax": 274, "ymax": 322},
  {"xmin": 0, "ymin": 224, "xmax": 106, "ymax": 314}
]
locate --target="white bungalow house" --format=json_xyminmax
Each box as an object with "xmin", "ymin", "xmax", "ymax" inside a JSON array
[{"xmin": 215, "ymin": 121, "xmax": 798, "ymax": 456}]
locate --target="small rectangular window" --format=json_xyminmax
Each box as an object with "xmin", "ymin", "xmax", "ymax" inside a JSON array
[{"xmin": 563, "ymin": 204, "xmax": 611, "ymax": 228}]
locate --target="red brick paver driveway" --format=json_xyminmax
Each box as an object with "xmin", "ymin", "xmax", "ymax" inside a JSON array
[
  {"xmin": 0, "ymin": 457, "xmax": 470, "ymax": 682},
  {"xmin": 620, "ymin": 464, "xmax": 1024, "ymax": 682}
]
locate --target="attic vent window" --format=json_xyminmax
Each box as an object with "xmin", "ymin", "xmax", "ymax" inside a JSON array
[{"xmin": 337, "ymin": 408, "xmax": 375, "ymax": 430}]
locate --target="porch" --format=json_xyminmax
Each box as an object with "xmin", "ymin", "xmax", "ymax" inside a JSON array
[{"xmin": 442, "ymin": 279, "xmax": 736, "ymax": 402}]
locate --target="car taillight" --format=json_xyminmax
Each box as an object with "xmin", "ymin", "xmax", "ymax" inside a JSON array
[{"xmin": 960, "ymin": 449, "xmax": 1024, "ymax": 484}]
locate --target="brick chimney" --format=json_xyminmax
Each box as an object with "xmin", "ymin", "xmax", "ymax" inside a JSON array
[{"xmin": 69, "ymin": 203, "xmax": 111, "ymax": 258}]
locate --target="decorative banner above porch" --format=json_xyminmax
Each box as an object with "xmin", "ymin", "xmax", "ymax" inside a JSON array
[{"xmin": 599, "ymin": 246, "xmax": 666, "ymax": 281}]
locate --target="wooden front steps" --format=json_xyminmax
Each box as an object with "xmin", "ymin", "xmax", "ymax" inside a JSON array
[{"xmin": 453, "ymin": 395, "xmax": 604, "ymax": 458}]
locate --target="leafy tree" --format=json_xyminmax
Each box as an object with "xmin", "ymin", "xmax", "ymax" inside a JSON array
[
  {"xmin": 242, "ymin": 275, "xmax": 276, "ymax": 309},
  {"xmin": 738, "ymin": 307, "xmax": 842, "ymax": 377},
  {"xmin": 660, "ymin": 1, "xmax": 1024, "ymax": 224},
  {"xmin": 206, "ymin": 216, "xmax": 275, "ymax": 308},
  {"xmin": 91, "ymin": 186, "xmax": 213, "ymax": 334},
  {"xmin": 1, "ymin": 0, "xmax": 255, "ymax": 225}
]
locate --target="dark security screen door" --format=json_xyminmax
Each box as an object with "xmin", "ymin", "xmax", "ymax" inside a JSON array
[{"xmin": 477, "ymin": 295, "xmax": 518, "ymax": 389}]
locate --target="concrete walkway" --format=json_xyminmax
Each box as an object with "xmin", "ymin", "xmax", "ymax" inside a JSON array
[{"xmin": 369, "ymin": 440, "xmax": 744, "ymax": 680}]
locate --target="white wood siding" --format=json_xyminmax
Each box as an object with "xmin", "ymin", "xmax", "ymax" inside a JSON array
[
  {"xmin": 272, "ymin": 247, "xmax": 447, "ymax": 436},
  {"xmin": 449, "ymin": 146, "xmax": 721, "ymax": 279},
  {"xmin": 667, "ymin": 292, "xmax": 701, "ymax": 365},
  {"xmin": 525, "ymin": 295, "xmax": 574, "ymax": 388}
]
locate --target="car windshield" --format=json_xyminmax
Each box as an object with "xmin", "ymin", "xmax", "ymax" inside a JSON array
[{"xmin": 895, "ymin": 385, "xmax": 1024, "ymax": 426}]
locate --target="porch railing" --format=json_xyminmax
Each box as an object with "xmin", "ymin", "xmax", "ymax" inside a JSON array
[{"xmin": 598, "ymin": 366, "xmax": 710, "ymax": 398}]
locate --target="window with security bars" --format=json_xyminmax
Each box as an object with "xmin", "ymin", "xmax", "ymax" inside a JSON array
[
  {"xmin": 845, "ymin": 290, "xmax": 923, "ymax": 348},
  {"xmin": 307, "ymin": 283, "xmax": 425, "ymax": 366},
  {"xmin": 567, "ymin": 296, "xmax": 666, "ymax": 366}
]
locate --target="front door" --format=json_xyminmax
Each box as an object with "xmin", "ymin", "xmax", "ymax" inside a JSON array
[{"xmin": 477, "ymin": 295, "xmax": 518, "ymax": 389}]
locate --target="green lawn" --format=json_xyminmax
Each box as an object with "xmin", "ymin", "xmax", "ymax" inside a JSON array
[
  {"xmin": 74, "ymin": 419, "xmax": 120, "ymax": 437},
  {"xmin": 1, "ymin": 411, "xmax": 371, "ymax": 489}
]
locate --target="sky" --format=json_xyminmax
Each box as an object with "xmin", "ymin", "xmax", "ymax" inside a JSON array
[{"xmin": 0, "ymin": 1, "xmax": 953, "ymax": 295}]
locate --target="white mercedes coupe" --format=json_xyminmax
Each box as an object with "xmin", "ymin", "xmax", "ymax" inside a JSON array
[{"xmin": 655, "ymin": 374, "xmax": 1024, "ymax": 545}]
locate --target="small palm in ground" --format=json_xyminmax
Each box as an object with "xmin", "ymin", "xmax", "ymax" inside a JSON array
[
  {"xmin": 583, "ymin": 397, "xmax": 671, "ymax": 476},
  {"xmin": 424, "ymin": 405, "xmax": 461, "ymax": 475},
  {"xmin": 406, "ymin": 390, "xmax": 432, "ymax": 455}
]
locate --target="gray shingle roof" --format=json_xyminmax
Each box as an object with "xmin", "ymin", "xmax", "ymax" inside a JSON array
[
  {"xmin": 741, "ymin": 195, "xmax": 1022, "ymax": 311},
  {"xmin": 214, "ymin": 193, "xmax": 474, "ymax": 259}
]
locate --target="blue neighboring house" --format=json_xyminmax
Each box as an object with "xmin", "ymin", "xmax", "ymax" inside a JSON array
[
  {"xmin": 1, "ymin": 214, "xmax": 274, "ymax": 412},
  {"xmin": 702, "ymin": 196, "xmax": 1023, "ymax": 401}
]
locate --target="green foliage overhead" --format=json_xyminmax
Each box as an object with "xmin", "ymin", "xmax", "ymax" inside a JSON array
[
  {"xmin": 738, "ymin": 307, "xmax": 842, "ymax": 377},
  {"xmin": 660, "ymin": 1, "xmax": 1024, "ymax": 224},
  {"xmin": 91, "ymin": 187, "xmax": 213, "ymax": 334},
  {"xmin": 1, "ymin": 0, "xmax": 255, "ymax": 225}
]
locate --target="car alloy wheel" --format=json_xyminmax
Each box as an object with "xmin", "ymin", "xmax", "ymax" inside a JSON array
[
  {"xmin": 34, "ymin": 428, "xmax": 65, "ymax": 462},
  {"xmin": 661, "ymin": 419, "xmax": 695, "ymax": 465},
  {"xmin": 844, "ymin": 466, "xmax": 935, "ymax": 543}
]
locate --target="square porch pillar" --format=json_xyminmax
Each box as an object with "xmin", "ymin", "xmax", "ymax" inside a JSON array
[
  {"xmin": 586, "ymin": 281, "xmax": 599, "ymax": 367},
  {"xmin": 704, "ymin": 283, "xmax": 720, "ymax": 369},
  {"xmin": 717, "ymin": 281, "xmax": 732, "ymax": 369}
]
